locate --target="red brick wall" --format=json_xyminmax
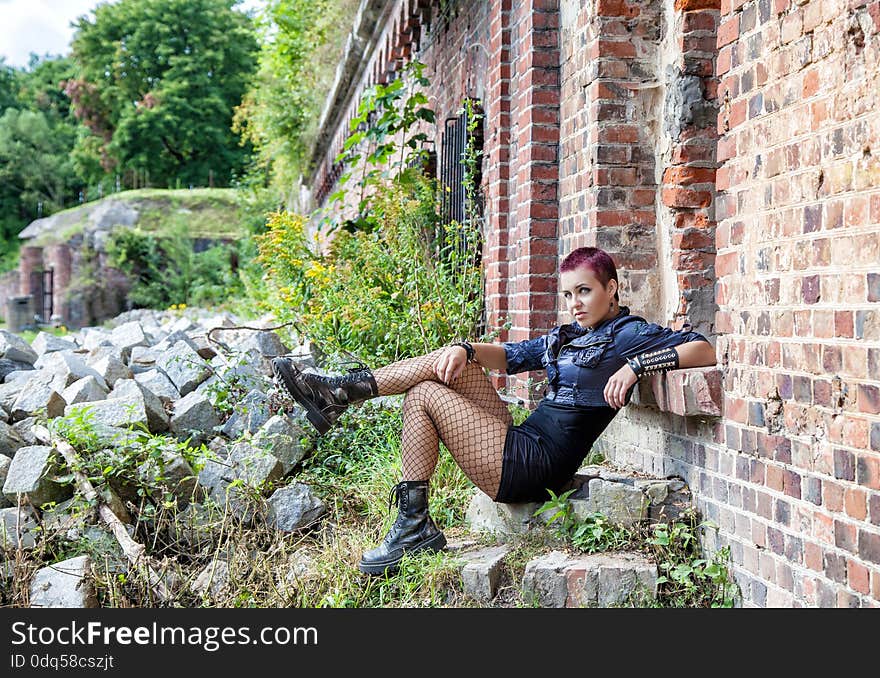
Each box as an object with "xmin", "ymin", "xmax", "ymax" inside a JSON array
[
  {"xmin": 309, "ymin": 0, "xmax": 880, "ymax": 607},
  {"xmin": 711, "ymin": 0, "xmax": 880, "ymax": 606},
  {"xmin": 45, "ymin": 243, "xmax": 73, "ymax": 324},
  {"xmin": 495, "ymin": 0, "xmax": 562, "ymax": 400}
]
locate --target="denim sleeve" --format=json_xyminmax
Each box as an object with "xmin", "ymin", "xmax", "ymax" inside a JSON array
[
  {"xmin": 615, "ymin": 321, "xmax": 710, "ymax": 358},
  {"xmin": 502, "ymin": 335, "xmax": 547, "ymax": 375}
]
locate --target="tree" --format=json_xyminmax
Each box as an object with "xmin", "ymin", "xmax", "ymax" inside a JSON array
[
  {"xmin": 0, "ymin": 108, "xmax": 77, "ymax": 217},
  {"xmin": 68, "ymin": 0, "xmax": 260, "ymax": 188},
  {"xmin": 0, "ymin": 59, "xmax": 19, "ymax": 114},
  {"xmin": 234, "ymin": 0, "xmax": 359, "ymax": 195},
  {"xmin": 0, "ymin": 56, "xmax": 84, "ymax": 251}
]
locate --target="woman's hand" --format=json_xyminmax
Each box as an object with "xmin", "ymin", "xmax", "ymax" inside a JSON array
[
  {"xmin": 604, "ymin": 363, "xmax": 638, "ymax": 409},
  {"xmin": 433, "ymin": 346, "xmax": 468, "ymax": 385}
]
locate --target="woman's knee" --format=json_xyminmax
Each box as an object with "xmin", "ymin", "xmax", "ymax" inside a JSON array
[{"xmin": 402, "ymin": 380, "xmax": 447, "ymax": 411}]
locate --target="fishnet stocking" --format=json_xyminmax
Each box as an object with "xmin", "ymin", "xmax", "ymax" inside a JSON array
[{"xmin": 372, "ymin": 349, "xmax": 513, "ymax": 497}]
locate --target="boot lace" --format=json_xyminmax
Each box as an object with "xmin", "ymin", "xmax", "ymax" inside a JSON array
[
  {"xmin": 387, "ymin": 481, "xmax": 405, "ymax": 513},
  {"xmin": 382, "ymin": 482, "xmax": 406, "ymax": 543}
]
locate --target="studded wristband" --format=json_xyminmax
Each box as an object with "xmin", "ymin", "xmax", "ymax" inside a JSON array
[
  {"xmin": 628, "ymin": 347, "xmax": 679, "ymax": 378},
  {"xmin": 452, "ymin": 340, "xmax": 476, "ymax": 363}
]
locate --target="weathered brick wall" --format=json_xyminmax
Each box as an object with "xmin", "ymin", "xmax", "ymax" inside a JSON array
[
  {"xmin": 308, "ymin": 0, "xmax": 880, "ymax": 606},
  {"xmin": 710, "ymin": 0, "xmax": 880, "ymax": 606},
  {"xmin": 45, "ymin": 243, "xmax": 73, "ymax": 324},
  {"xmin": 601, "ymin": 0, "xmax": 880, "ymax": 607},
  {"xmin": 494, "ymin": 0, "xmax": 563, "ymax": 400}
]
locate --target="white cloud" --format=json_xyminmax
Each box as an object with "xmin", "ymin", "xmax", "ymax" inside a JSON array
[
  {"xmin": 0, "ymin": 0, "xmax": 105, "ymax": 67},
  {"xmin": 0, "ymin": 0, "xmax": 264, "ymax": 69}
]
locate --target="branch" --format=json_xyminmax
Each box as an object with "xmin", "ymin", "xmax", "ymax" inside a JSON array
[{"xmin": 31, "ymin": 424, "xmax": 173, "ymax": 603}]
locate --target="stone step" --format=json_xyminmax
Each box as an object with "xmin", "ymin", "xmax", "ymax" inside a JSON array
[
  {"xmin": 465, "ymin": 463, "xmax": 693, "ymax": 539},
  {"xmin": 446, "ymin": 539, "xmax": 659, "ymax": 608},
  {"xmin": 450, "ymin": 462, "xmax": 695, "ymax": 607},
  {"xmin": 522, "ymin": 550, "xmax": 657, "ymax": 608}
]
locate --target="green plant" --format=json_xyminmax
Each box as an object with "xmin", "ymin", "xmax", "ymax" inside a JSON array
[
  {"xmin": 533, "ymin": 490, "xmax": 737, "ymax": 607},
  {"xmin": 534, "ymin": 488, "xmax": 633, "ymax": 553},
  {"xmin": 257, "ymin": 172, "xmax": 484, "ymax": 365},
  {"xmin": 646, "ymin": 512, "xmax": 737, "ymax": 608},
  {"xmin": 329, "ymin": 60, "xmax": 436, "ymax": 225},
  {"xmin": 106, "ymin": 219, "xmax": 247, "ymax": 310}
]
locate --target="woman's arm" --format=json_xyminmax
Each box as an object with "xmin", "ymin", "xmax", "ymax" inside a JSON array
[
  {"xmin": 675, "ymin": 339, "xmax": 717, "ymax": 369},
  {"xmin": 433, "ymin": 342, "xmax": 508, "ymax": 384},
  {"xmin": 471, "ymin": 343, "xmax": 509, "ymax": 371},
  {"xmin": 604, "ymin": 339, "xmax": 716, "ymax": 409}
]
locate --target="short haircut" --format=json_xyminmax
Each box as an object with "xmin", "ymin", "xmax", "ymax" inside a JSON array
[{"xmin": 559, "ymin": 247, "xmax": 619, "ymax": 300}]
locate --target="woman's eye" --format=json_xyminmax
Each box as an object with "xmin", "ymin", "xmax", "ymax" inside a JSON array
[{"xmin": 580, "ymin": 287, "xmax": 590, "ymax": 294}]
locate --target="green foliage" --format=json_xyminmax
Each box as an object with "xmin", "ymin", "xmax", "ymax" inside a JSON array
[
  {"xmin": 646, "ymin": 512, "xmax": 737, "ymax": 608},
  {"xmin": 535, "ymin": 488, "xmax": 632, "ymax": 553},
  {"xmin": 0, "ymin": 59, "xmax": 18, "ymax": 113},
  {"xmin": 256, "ymin": 66, "xmax": 485, "ymax": 363},
  {"xmin": 329, "ymin": 60, "xmax": 436, "ymax": 223},
  {"xmin": 106, "ymin": 220, "xmax": 247, "ymax": 310},
  {"xmin": 234, "ymin": 0, "xmax": 360, "ymax": 191},
  {"xmin": 0, "ymin": 108, "xmax": 78, "ymax": 213},
  {"xmin": 50, "ymin": 407, "xmax": 204, "ymax": 506},
  {"xmin": 257, "ymin": 172, "xmax": 484, "ymax": 364},
  {"xmin": 534, "ymin": 491, "xmax": 737, "ymax": 607},
  {"xmin": 0, "ymin": 56, "xmax": 85, "ymax": 264},
  {"xmin": 69, "ymin": 0, "xmax": 259, "ymax": 188}
]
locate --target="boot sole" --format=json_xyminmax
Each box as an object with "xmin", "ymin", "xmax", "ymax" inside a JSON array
[
  {"xmin": 271, "ymin": 358, "xmax": 332, "ymax": 435},
  {"xmin": 357, "ymin": 532, "xmax": 448, "ymax": 576}
]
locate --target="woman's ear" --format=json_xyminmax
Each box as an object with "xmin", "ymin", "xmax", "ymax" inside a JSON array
[{"xmin": 608, "ymin": 280, "xmax": 618, "ymax": 298}]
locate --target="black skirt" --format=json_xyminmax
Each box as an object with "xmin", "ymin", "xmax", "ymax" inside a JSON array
[{"xmin": 494, "ymin": 400, "xmax": 618, "ymax": 503}]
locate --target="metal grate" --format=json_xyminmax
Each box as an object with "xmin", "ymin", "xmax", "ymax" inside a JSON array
[{"xmin": 439, "ymin": 101, "xmax": 484, "ymax": 227}]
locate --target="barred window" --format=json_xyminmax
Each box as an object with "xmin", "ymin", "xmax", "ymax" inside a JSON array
[{"xmin": 439, "ymin": 100, "xmax": 484, "ymax": 227}]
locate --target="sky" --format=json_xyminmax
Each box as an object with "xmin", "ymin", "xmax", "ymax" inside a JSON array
[{"xmin": 0, "ymin": 0, "xmax": 265, "ymax": 69}]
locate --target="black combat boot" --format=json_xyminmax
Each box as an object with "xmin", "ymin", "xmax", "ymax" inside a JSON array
[
  {"xmin": 358, "ymin": 480, "xmax": 447, "ymax": 576},
  {"xmin": 271, "ymin": 357, "xmax": 379, "ymax": 434}
]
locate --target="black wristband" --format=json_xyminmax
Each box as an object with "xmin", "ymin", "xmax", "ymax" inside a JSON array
[
  {"xmin": 630, "ymin": 347, "xmax": 679, "ymax": 377},
  {"xmin": 627, "ymin": 355, "xmax": 644, "ymax": 378},
  {"xmin": 452, "ymin": 340, "xmax": 475, "ymax": 363}
]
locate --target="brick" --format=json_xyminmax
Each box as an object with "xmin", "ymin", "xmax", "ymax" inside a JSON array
[
  {"xmin": 662, "ymin": 166, "xmax": 717, "ymax": 185},
  {"xmin": 845, "ymin": 487, "xmax": 868, "ymax": 520},
  {"xmin": 835, "ymin": 520, "xmax": 857, "ymax": 553},
  {"xmin": 823, "ymin": 480, "xmax": 845, "ymax": 512},
  {"xmin": 847, "ymin": 559, "xmax": 871, "ymax": 595},
  {"xmin": 868, "ymin": 273, "xmax": 880, "ymax": 302},
  {"xmin": 766, "ymin": 465, "xmax": 784, "ymax": 492},
  {"xmin": 675, "ymin": 0, "xmax": 721, "ymax": 9},
  {"xmin": 859, "ymin": 529, "xmax": 880, "ymax": 565},
  {"xmin": 870, "ymin": 494, "xmax": 880, "ymax": 526},
  {"xmin": 802, "ymin": 275, "xmax": 821, "ymax": 304},
  {"xmin": 856, "ymin": 454, "xmax": 880, "ymax": 490},
  {"xmin": 803, "ymin": 476, "xmax": 822, "ymax": 505},
  {"xmin": 804, "ymin": 542, "xmax": 823, "ymax": 571},
  {"xmin": 858, "ymin": 385, "xmax": 880, "ymax": 414},
  {"xmin": 834, "ymin": 448, "xmax": 856, "ymax": 480},
  {"xmin": 717, "ymin": 15, "xmax": 740, "ymax": 47},
  {"xmin": 783, "ymin": 470, "xmax": 802, "ymax": 499}
]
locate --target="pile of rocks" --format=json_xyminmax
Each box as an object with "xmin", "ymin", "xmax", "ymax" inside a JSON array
[
  {"xmin": 1, "ymin": 309, "xmax": 702, "ymax": 609},
  {"xmin": 0, "ymin": 309, "xmax": 330, "ymax": 606}
]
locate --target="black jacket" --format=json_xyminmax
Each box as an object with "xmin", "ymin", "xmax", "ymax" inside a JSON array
[{"xmin": 502, "ymin": 307, "xmax": 710, "ymax": 407}]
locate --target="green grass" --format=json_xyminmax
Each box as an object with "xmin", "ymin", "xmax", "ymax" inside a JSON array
[{"xmin": 29, "ymin": 188, "xmax": 249, "ymax": 247}]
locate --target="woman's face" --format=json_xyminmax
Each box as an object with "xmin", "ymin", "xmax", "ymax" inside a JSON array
[{"xmin": 560, "ymin": 264, "xmax": 618, "ymax": 329}]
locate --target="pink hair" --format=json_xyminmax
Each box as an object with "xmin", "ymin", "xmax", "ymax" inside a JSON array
[{"xmin": 560, "ymin": 247, "xmax": 619, "ymax": 300}]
